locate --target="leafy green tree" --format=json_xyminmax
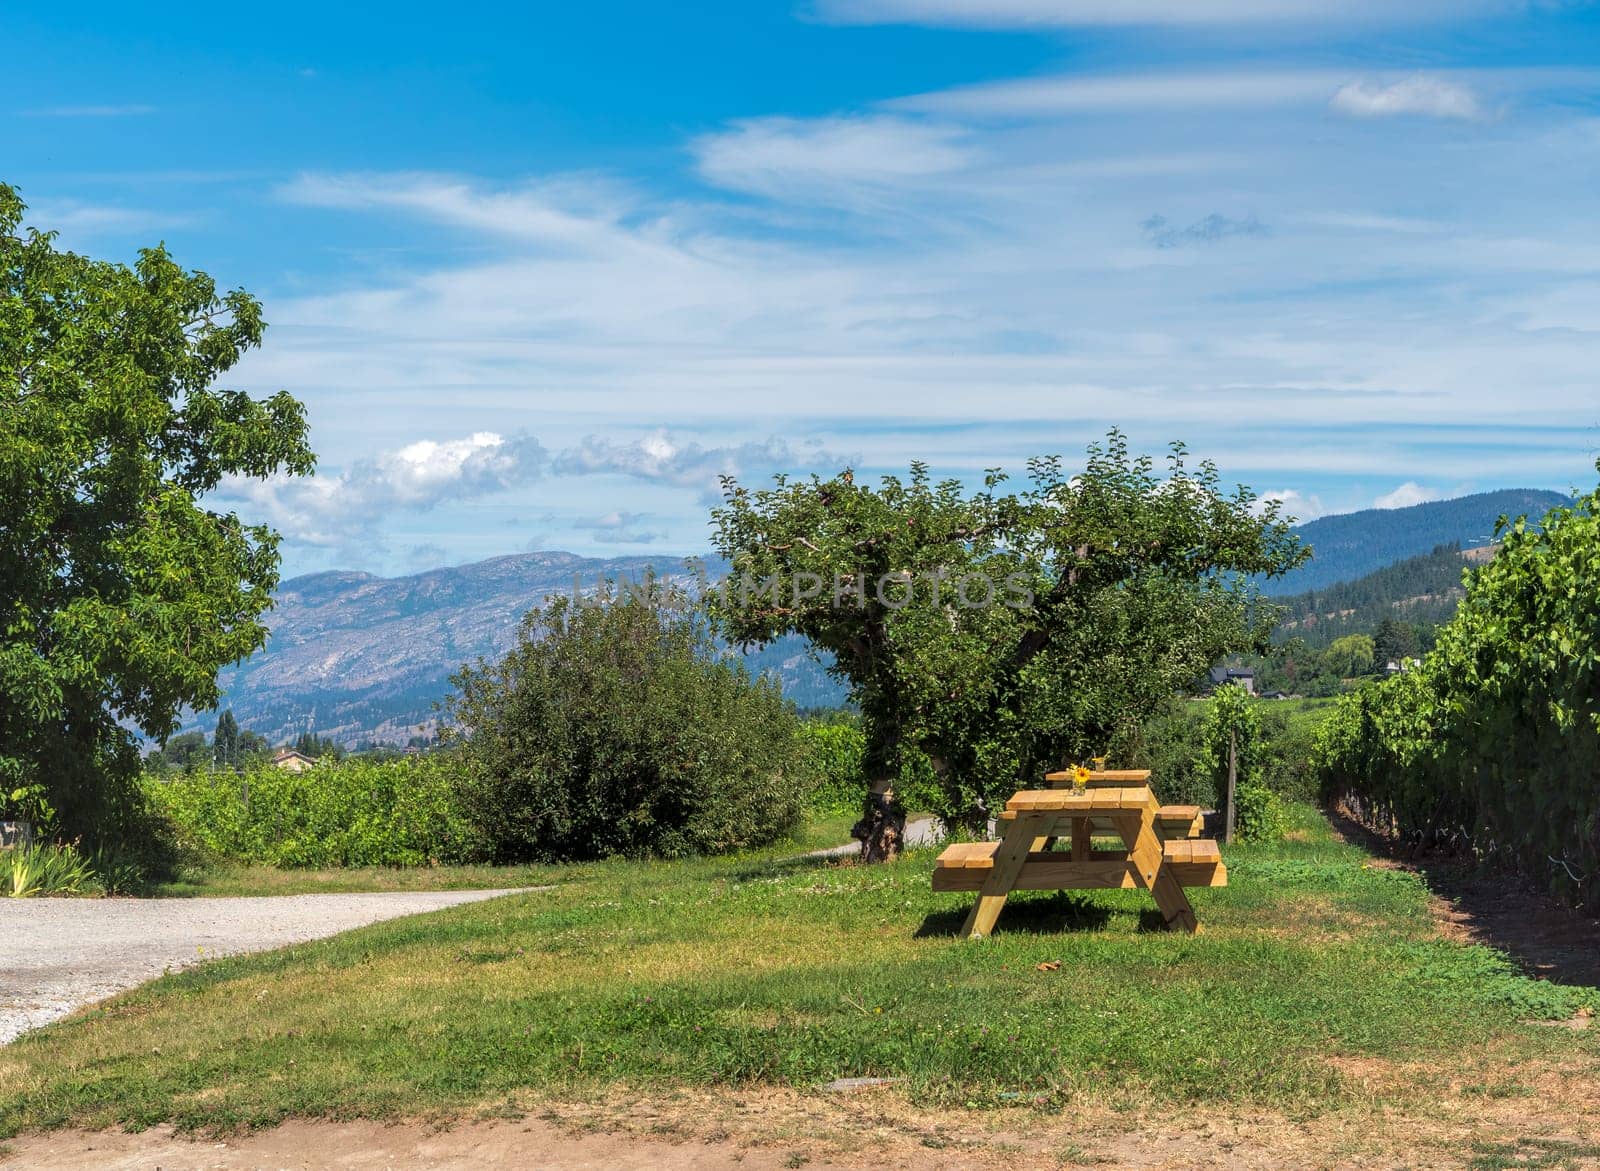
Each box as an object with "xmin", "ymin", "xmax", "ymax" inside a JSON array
[
  {"xmin": 151, "ymin": 730, "xmax": 209, "ymax": 773},
  {"xmin": 1322, "ymin": 634, "xmax": 1376, "ymax": 680},
  {"xmin": 212, "ymin": 710, "xmax": 240, "ymax": 770},
  {"xmin": 446, "ymin": 582, "xmax": 813, "ymax": 862},
  {"xmin": 0, "ymin": 184, "xmax": 313, "ymax": 840},
  {"xmin": 709, "ymin": 432, "xmax": 1306, "ymax": 856}
]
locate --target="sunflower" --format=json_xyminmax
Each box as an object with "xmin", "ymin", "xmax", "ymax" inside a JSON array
[{"xmin": 1072, "ymin": 764, "xmax": 1092, "ymax": 791}]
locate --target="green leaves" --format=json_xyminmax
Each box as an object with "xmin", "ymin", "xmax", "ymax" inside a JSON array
[
  {"xmin": 709, "ymin": 431, "xmax": 1307, "ymax": 830},
  {"xmin": 0, "ymin": 183, "xmax": 314, "ymax": 839},
  {"xmin": 1315, "ymin": 466, "xmax": 1600, "ymax": 906}
]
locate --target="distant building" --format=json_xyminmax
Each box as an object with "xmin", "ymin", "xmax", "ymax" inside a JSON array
[
  {"xmin": 271, "ymin": 747, "xmax": 317, "ymax": 772},
  {"xmin": 1205, "ymin": 666, "xmax": 1256, "ymax": 695}
]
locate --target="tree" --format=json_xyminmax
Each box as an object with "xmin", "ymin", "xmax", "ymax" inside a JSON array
[
  {"xmin": 445, "ymin": 582, "xmax": 812, "ymax": 862},
  {"xmin": 709, "ymin": 432, "xmax": 1306, "ymax": 858},
  {"xmin": 1372, "ymin": 618, "xmax": 1417, "ymax": 666},
  {"xmin": 213, "ymin": 710, "xmax": 240, "ymax": 770},
  {"xmin": 293, "ymin": 731, "xmax": 344, "ymax": 761},
  {"xmin": 0, "ymin": 185, "xmax": 313, "ymax": 840},
  {"xmin": 1323, "ymin": 634, "xmax": 1376, "ymax": 680}
]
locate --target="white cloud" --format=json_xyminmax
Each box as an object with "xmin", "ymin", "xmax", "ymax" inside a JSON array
[
  {"xmin": 1329, "ymin": 75, "xmax": 1483, "ymax": 120},
  {"xmin": 1256, "ymin": 489, "xmax": 1327, "ymax": 523},
  {"xmin": 553, "ymin": 431, "xmax": 845, "ymax": 501},
  {"xmin": 1373, "ymin": 482, "xmax": 1444, "ymax": 509},
  {"xmin": 694, "ymin": 115, "xmax": 974, "ymax": 202},
  {"xmin": 815, "ymin": 0, "xmax": 1482, "ymax": 26},
  {"xmin": 223, "ymin": 431, "xmax": 548, "ymax": 549},
  {"xmin": 574, "ymin": 510, "xmax": 667, "ymax": 545},
  {"xmin": 893, "ymin": 70, "xmax": 1346, "ymax": 118}
]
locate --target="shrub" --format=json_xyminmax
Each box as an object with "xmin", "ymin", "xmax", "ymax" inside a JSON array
[
  {"xmin": 797, "ymin": 721, "xmax": 866, "ymax": 816},
  {"xmin": 145, "ymin": 753, "xmax": 483, "ymax": 868},
  {"xmin": 1233, "ymin": 782, "xmax": 1286, "ymax": 842},
  {"xmin": 447, "ymin": 584, "xmax": 813, "ymax": 862}
]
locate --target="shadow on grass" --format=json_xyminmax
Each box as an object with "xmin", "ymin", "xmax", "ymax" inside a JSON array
[
  {"xmin": 1327, "ymin": 806, "xmax": 1600, "ymax": 990},
  {"xmin": 915, "ymin": 892, "xmax": 1116, "ymax": 937}
]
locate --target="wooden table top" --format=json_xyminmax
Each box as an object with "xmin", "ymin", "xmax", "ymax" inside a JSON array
[{"xmin": 1005, "ymin": 786, "xmax": 1155, "ymax": 813}]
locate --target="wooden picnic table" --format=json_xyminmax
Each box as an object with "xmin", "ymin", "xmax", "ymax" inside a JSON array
[{"xmin": 932, "ymin": 772, "xmax": 1225, "ymax": 938}]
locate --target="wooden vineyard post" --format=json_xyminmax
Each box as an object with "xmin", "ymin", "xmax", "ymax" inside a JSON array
[{"xmin": 1224, "ymin": 728, "xmax": 1237, "ymax": 846}]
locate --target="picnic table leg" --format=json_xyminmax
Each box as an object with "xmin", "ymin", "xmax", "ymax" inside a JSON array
[
  {"xmin": 961, "ymin": 812, "xmax": 1049, "ymax": 939},
  {"xmin": 1071, "ymin": 815, "xmax": 1091, "ymax": 862},
  {"xmin": 1113, "ymin": 809, "xmax": 1199, "ymax": 934}
]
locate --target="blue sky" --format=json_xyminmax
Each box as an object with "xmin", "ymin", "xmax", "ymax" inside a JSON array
[{"xmin": 8, "ymin": 1, "xmax": 1600, "ymax": 576}]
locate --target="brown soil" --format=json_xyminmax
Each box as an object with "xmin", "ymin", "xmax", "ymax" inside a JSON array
[{"xmin": 8, "ymin": 1078, "xmax": 1600, "ymax": 1171}]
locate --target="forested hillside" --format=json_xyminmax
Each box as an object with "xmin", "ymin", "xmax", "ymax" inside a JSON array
[
  {"xmin": 1268, "ymin": 488, "xmax": 1568, "ymax": 593},
  {"xmin": 1274, "ymin": 543, "xmax": 1471, "ymax": 650}
]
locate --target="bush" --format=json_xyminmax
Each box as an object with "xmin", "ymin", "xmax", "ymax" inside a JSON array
[
  {"xmin": 447, "ymin": 585, "xmax": 813, "ymax": 862},
  {"xmin": 145, "ymin": 753, "xmax": 482, "ymax": 868},
  {"xmin": 797, "ymin": 721, "xmax": 866, "ymax": 816},
  {"xmin": 1233, "ymin": 782, "xmax": 1286, "ymax": 842}
]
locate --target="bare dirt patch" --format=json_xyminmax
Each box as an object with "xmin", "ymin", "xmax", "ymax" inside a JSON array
[{"xmin": 10, "ymin": 1080, "xmax": 1600, "ymax": 1171}]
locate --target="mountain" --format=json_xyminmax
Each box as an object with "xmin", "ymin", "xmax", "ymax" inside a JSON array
[
  {"xmin": 199, "ymin": 552, "xmax": 844, "ymax": 747},
  {"xmin": 195, "ymin": 487, "xmax": 1572, "ymax": 747},
  {"xmin": 1268, "ymin": 489, "xmax": 1570, "ymax": 595},
  {"xmin": 1272, "ymin": 543, "xmax": 1474, "ymax": 650}
]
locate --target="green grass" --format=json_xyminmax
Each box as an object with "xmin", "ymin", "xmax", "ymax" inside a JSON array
[
  {"xmin": 1, "ymin": 803, "xmax": 1595, "ymax": 1138},
  {"xmin": 151, "ymin": 814, "xmax": 860, "ymax": 897}
]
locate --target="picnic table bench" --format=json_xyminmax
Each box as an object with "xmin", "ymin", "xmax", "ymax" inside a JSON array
[{"xmin": 932, "ymin": 771, "xmax": 1225, "ymax": 938}]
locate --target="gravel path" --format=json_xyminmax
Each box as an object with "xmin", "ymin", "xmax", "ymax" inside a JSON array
[{"xmin": 0, "ymin": 889, "xmax": 530, "ymax": 1045}]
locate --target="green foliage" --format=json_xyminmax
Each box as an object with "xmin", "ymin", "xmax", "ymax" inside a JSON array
[
  {"xmin": 797, "ymin": 721, "xmax": 866, "ymax": 816},
  {"xmin": 1315, "ymin": 474, "xmax": 1600, "ymax": 905},
  {"xmin": 447, "ymin": 584, "xmax": 813, "ymax": 862},
  {"xmin": 145, "ymin": 754, "xmax": 483, "ymax": 868},
  {"xmin": 1198, "ymin": 683, "xmax": 1263, "ymax": 801},
  {"xmin": 293, "ymin": 731, "xmax": 345, "ymax": 761},
  {"xmin": 1322, "ymin": 634, "xmax": 1376, "ymax": 679},
  {"xmin": 1233, "ymin": 782, "xmax": 1286, "ymax": 843},
  {"xmin": 5, "ymin": 840, "xmax": 94, "ymax": 897},
  {"xmin": 709, "ymin": 431, "xmax": 1306, "ymax": 833},
  {"xmin": 0, "ymin": 184, "xmax": 313, "ymax": 843}
]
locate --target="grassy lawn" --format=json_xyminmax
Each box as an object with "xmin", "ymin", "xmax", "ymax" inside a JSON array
[{"xmin": 2, "ymin": 804, "xmax": 1596, "ymax": 1139}]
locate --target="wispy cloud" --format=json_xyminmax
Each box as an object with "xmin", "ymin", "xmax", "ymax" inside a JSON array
[
  {"xmin": 694, "ymin": 115, "xmax": 974, "ymax": 203},
  {"xmin": 573, "ymin": 510, "xmax": 667, "ymax": 545},
  {"xmin": 893, "ymin": 70, "xmax": 1345, "ymax": 118},
  {"xmin": 1142, "ymin": 212, "xmax": 1268, "ymax": 248},
  {"xmin": 1329, "ymin": 75, "xmax": 1484, "ymax": 120},
  {"xmin": 23, "ymin": 103, "xmax": 156, "ymax": 117},
  {"xmin": 553, "ymin": 431, "xmax": 847, "ymax": 501},
  {"xmin": 22, "ymin": 199, "xmax": 192, "ymax": 239},
  {"xmin": 815, "ymin": 0, "xmax": 1483, "ymax": 26}
]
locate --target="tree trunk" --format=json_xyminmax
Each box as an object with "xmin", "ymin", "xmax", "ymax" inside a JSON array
[{"xmin": 851, "ymin": 778, "xmax": 905, "ymax": 863}]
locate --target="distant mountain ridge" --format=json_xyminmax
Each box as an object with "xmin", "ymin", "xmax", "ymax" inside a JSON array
[
  {"xmin": 202, "ymin": 551, "xmax": 844, "ymax": 746},
  {"xmin": 1265, "ymin": 488, "xmax": 1570, "ymax": 595},
  {"xmin": 198, "ymin": 487, "xmax": 1572, "ymax": 746}
]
